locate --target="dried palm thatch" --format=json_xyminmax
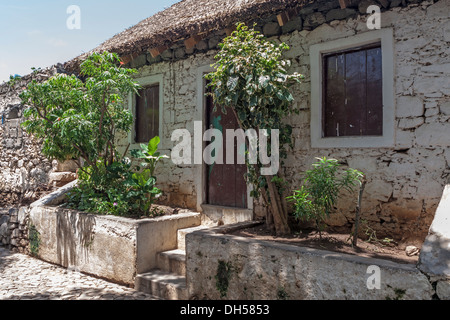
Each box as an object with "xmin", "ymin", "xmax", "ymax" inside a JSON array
[{"xmin": 64, "ymin": 0, "xmax": 316, "ymax": 71}]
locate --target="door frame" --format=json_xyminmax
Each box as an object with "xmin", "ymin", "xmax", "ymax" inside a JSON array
[{"xmin": 194, "ymin": 65, "xmax": 253, "ymax": 211}]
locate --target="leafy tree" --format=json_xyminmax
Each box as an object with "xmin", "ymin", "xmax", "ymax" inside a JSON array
[
  {"xmin": 20, "ymin": 51, "xmax": 140, "ymax": 174},
  {"xmin": 205, "ymin": 23, "xmax": 303, "ymax": 235},
  {"xmin": 20, "ymin": 52, "xmax": 168, "ymax": 217}
]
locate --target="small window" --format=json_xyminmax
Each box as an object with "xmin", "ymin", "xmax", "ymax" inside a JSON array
[
  {"xmin": 323, "ymin": 43, "xmax": 383, "ymax": 138},
  {"xmin": 135, "ymin": 84, "xmax": 160, "ymax": 143}
]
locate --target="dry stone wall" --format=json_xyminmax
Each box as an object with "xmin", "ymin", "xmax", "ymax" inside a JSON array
[
  {"xmin": 0, "ymin": 207, "xmax": 30, "ymax": 253},
  {"xmin": 121, "ymin": 0, "xmax": 449, "ymax": 245},
  {"xmin": 0, "ymin": 70, "xmax": 56, "ymax": 206}
]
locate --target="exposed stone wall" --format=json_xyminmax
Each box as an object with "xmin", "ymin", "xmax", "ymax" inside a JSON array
[
  {"xmin": 0, "ymin": 70, "xmax": 56, "ymax": 206},
  {"xmin": 120, "ymin": 0, "xmax": 449, "ymax": 245},
  {"xmin": 0, "ymin": 207, "xmax": 30, "ymax": 253},
  {"xmin": 277, "ymin": 0, "xmax": 450, "ymax": 245}
]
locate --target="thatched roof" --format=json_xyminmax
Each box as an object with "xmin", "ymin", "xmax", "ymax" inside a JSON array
[{"xmin": 64, "ymin": 0, "xmax": 316, "ymax": 71}]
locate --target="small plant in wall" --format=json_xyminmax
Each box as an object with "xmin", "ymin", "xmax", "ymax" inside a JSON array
[
  {"xmin": 287, "ymin": 157, "xmax": 364, "ymax": 239},
  {"xmin": 205, "ymin": 22, "xmax": 304, "ymax": 235}
]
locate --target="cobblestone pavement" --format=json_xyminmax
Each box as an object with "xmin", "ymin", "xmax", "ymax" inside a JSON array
[{"xmin": 0, "ymin": 246, "xmax": 159, "ymax": 300}]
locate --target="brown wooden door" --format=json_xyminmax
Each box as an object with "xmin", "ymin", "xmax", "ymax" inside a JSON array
[{"xmin": 205, "ymin": 92, "xmax": 248, "ymax": 208}]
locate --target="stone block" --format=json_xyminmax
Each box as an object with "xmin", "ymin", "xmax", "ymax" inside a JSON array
[
  {"xmin": 325, "ymin": 8, "xmax": 356, "ymax": 22},
  {"xmin": 398, "ymin": 117, "xmax": 424, "ymax": 129},
  {"xmin": 436, "ymin": 280, "xmax": 450, "ymax": 300},
  {"xmin": 281, "ymin": 16, "xmax": 303, "ymax": 34},
  {"xmin": 303, "ymin": 12, "xmax": 326, "ymax": 29},
  {"xmin": 365, "ymin": 179, "xmax": 393, "ymax": 202},
  {"xmin": 426, "ymin": 0, "xmax": 450, "ymax": 19},
  {"xmin": 0, "ymin": 223, "xmax": 8, "ymax": 237},
  {"xmin": 415, "ymin": 123, "xmax": 450, "ymax": 147},
  {"xmin": 440, "ymin": 101, "xmax": 450, "ymax": 116},
  {"xmin": 358, "ymin": 0, "xmax": 379, "ymax": 14},
  {"xmin": 130, "ymin": 54, "xmax": 147, "ymax": 69},
  {"xmin": 396, "ymin": 96, "xmax": 424, "ymax": 118},
  {"xmin": 444, "ymin": 20, "xmax": 450, "ymax": 43},
  {"xmin": 263, "ymin": 22, "xmax": 281, "ymax": 37}
]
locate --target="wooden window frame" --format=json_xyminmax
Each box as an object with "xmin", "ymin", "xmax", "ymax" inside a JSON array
[
  {"xmin": 127, "ymin": 74, "xmax": 164, "ymax": 148},
  {"xmin": 322, "ymin": 42, "xmax": 383, "ymax": 138},
  {"xmin": 310, "ymin": 29, "xmax": 395, "ymax": 149}
]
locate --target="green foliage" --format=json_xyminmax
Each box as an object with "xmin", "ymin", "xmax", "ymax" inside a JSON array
[
  {"xmin": 21, "ymin": 51, "xmax": 167, "ymax": 218},
  {"xmin": 7, "ymin": 74, "xmax": 21, "ymax": 88},
  {"xmin": 287, "ymin": 157, "xmax": 364, "ymax": 233},
  {"xmin": 20, "ymin": 51, "xmax": 140, "ymax": 170},
  {"xmin": 28, "ymin": 224, "xmax": 40, "ymax": 257},
  {"xmin": 215, "ymin": 260, "xmax": 234, "ymax": 298},
  {"xmin": 205, "ymin": 23, "xmax": 303, "ymax": 235},
  {"xmin": 66, "ymin": 137, "xmax": 168, "ymax": 217},
  {"xmin": 205, "ymin": 24, "xmax": 303, "ymax": 178}
]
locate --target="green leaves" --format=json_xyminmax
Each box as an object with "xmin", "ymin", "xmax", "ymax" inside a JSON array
[
  {"xmin": 287, "ymin": 157, "xmax": 364, "ymax": 232},
  {"xmin": 20, "ymin": 51, "xmax": 139, "ymax": 168}
]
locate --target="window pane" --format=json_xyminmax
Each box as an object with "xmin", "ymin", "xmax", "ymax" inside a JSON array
[
  {"xmin": 323, "ymin": 44, "xmax": 382, "ymax": 138},
  {"xmin": 135, "ymin": 84, "xmax": 159, "ymax": 143}
]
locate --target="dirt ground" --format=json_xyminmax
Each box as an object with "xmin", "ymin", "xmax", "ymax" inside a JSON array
[{"xmin": 230, "ymin": 224, "xmax": 420, "ymax": 265}]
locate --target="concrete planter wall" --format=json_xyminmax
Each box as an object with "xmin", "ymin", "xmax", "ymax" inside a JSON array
[
  {"xmin": 29, "ymin": 204, "xmax": 200, "ymax": 286},
  {"xmin": 186, "ymin": 223, "xmax": 434, "ymax": 300}
]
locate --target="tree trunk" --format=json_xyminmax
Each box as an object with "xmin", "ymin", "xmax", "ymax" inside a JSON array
[
  {"xmin": 266, "ymin": 176, "xmax": 291, "ymax": 236},
  {"xmin": 352, "ymin": 176, "xmax": 367, "ymax": 247}
]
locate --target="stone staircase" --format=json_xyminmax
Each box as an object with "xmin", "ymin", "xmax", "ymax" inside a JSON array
[
  {"xmin": 134, "ymin": 205, "xmax": 253, "ymax": 300},
  {"xmin": 135, "ymin": 225, "xmax": 209, "ymax": 300}
]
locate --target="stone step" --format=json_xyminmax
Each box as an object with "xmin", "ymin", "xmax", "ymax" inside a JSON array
[
  {"xmin": 135, "ymin": 269, "xmax": 188, "ymax": 300},
  {"xmin": 201, "ymin": 204, "xmax": 253, "ymax": 226},
  {"xmin": 48, "ymin": 172, "xmax": 77, "ymax": 187},
  {"xmin": 157, "ymin": 249, "xmax": 186, "ymax": 276},
  {"xmin": 177, "ymin": 225, "xmax": 210, "ymax": 251}
]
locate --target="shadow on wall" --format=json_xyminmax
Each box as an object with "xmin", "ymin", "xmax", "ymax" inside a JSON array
[{"xmin": 56, "ymin": 210, "xmax": 96, "ymax": 268}]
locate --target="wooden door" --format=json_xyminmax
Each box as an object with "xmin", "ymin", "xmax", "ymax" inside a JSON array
[{"xmin": 205, "ymin": 91, "xmax": 248, "ymax": 208}]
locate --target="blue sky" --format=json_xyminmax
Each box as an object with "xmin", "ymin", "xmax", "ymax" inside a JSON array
[{"xmin": 0, "ymin": 0, "xmax": 180, "ymax": 83}]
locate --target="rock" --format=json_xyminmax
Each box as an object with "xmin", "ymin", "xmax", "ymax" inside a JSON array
[
  {"xmin": 281, "ymin": 16, "xmax": 303, "ymax": 34},
  {"xmin": 396, "ymin": 96, "xmax": 424, "ymax": 118},
  {"xmin": 358, "ymin": 0, "xmax": 379, "ymax": 14},
  {"xmin": 405, "ymin": 245, "xmax": 420, "ymax": 256},
  {"xmin": 263, "ymin": 22, "xmax": 280, "ymax": 37},
  {"xmin": 436, "ymin": 280, "xmax": 450, "ymax": 300},
  {"xmin": 440, "ymin": 101, "xmax": 450, "ymax": 116},
  {"xmin": 325, "ymin": 8, "xmax": 356, "ymax": 22},
  {"xmin": 130, "ymin": 54, "xmax": 147, "ymax": 69},
  {"xmin": 398, "ymin": 117, "xmax": 424, "ymax": 129},
  {"xmin": 415, "ymin": 123, "xmax": 450, "ymax": 147},
  {"xmin": 0, "ymin": 223, "xmax": 9, "ymax": 237},
  {"xmin": 48, "ymin": 172, "xmax": 77, "ymax": 187},
  {"xmin": 426, "ymin": 0, "xmax": 450, "ymax": 19},
  {"xmin": 303, "ymin": 12, "xmax": 326, "ymax": 30}
]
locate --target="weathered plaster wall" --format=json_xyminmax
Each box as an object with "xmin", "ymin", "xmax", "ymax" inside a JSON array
[
  {"xmin": 123, "ymin": 0, "xmax": 450, "ymax": 245},
  {"xmin": 186, "ymin": 225, "xmax": 435, "ymax": 300},
  {"xmin": 0, "ymin": 70, "xmax": 56, "ymax": 206}
]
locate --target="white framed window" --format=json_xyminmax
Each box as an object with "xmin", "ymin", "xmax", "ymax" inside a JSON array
[{"xmin": 310, "ymin": 28, "xmax": 395, "ymax": 148}]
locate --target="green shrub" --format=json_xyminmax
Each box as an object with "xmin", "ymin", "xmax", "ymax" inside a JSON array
[{"xmin": 287, "ymin": 157, "xmax": 363, "ymax": 236}]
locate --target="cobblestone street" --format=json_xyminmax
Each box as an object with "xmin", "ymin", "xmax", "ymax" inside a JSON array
[{"xmin": 0, "ymin": 246, "xmax": 159, "ymax": 300}]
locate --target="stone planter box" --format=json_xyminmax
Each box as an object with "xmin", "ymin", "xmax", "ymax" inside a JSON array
[
  {"xmin": 29, "ymin": 184, "xmax": 200, "ymax": 286},
  {"xmin": 186, "ymin": 222, "xmax": 434, "ymax": 300}
]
